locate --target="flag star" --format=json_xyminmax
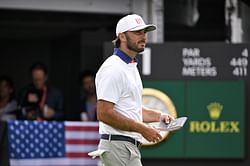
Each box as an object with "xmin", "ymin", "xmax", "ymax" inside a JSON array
[
  {"xmin": 16, "ymin": 148, "xmax": 20, "ymax": 153},
  {"xmin": 34, "ymin": 129, "xmax": 39, "ymax": 134},
  {"xmin": 31, "ymin": 153, "xmax": 35, "ymax": 158},
  {"xmin": 20, "ymin": 125, "xmax": 24, "ymax": 130},
  {"xmin": 29, "ymin": 125, "xmax": 34, "ymax": 130},
  {"xmin": 11, "ymin": 143, "xmax": 15, "ymax": 149},
  {"xmin": 35, "ymin": 138, "xmax": 39, "ymax": 143},
  {"xmin": 44, "ymin": 129, "xmax": 49, "ymax": 134},
  {"xmin": 25, "ymin": 148, "xmax": 30, "ymax": 153},
  {"xmin": 30, "ymin": 143, "xmax": 34, "ymax": 148},
  {"xmin": 45, "ymin": 147, "xmax": 49, "ymax": 153},
  {"xmin": 21, "ymin": 153, "xmax": 25, "ymax": 158},
  {"xmin": 11, "ymin": 153, "xmax": 15, "ymax": 158},
  {"xmin": 24, "ymin": 120, "xmax": 29, "ymax": 125},
  {"xmin": 10, "ymin": 134, "xmax": 15, "ymax": 139},
  {"xmin": 14, "ymin": 121, "xmax": 19, "ymax": 125},
  {"xmin": 53, "ymin": 138, "xmax": 58, "ymax": 143},
  {"xmin": 15, "ymin": 129, "xmax": 20, "ymax": 135},
  {"xmin": 45, "ymin": 138, "xmax": 49, "ymax": 143},
  {"xmin": 53, "ymin": 147, "xmax": 57, "ymax": 152},
  {"xmin": 39, "ymin": 134, "xmax": 44, "ymax": 139},
  {"xmin": 39, "ymin": 124, "xmax": 43, "ymax": 129},
  {"xmin": 10, "ymin": 125, "xmax": 14, "ymax": 130},
  {"xmin": 35, "ymin": 147, "xmax": 39, "ymax": 153},
  {"xmin": 16, "ymin": 139, "xmax": 20, "ymax": 144},
  {"xmin": 40, "ymin": 152, "xmax": 45, "ymax": 157},
  {"xmin": 58, "ymin": 142, "xmax": 62, "ymax": 147},
  {"xmin": 57, "ymin": 152, "xmax": 62, "ymax": 156},
  {"xmin": 58, "ymin": 133, "xmax": 62, "ymax": 138},
  {"xmin": 21, "ymin": 143, "xmax": 25, "ymax": 149},
  {"xmin": 58, "ymin": 123, "xmax": 63, "ymax": 129},
  {"xmin": 30, "ymin": 134, "xmax": 34, "ymax": 139},
  {"xmin": 20, "ymin": 134, "xmax": 25, "ymax": 139},
  {"xmin": 48, "ymin": 124, "xmax": 53, "ymax": 129}
]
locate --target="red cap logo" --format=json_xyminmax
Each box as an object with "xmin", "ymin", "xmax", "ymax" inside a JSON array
[{"xmin": 135, "ymin": 18, "xmax": 143, "ymax": 25}]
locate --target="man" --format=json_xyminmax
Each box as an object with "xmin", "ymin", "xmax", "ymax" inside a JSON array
[
  {"xmin": 94, "ymin": 14, "xmax": 174, "ymax": 166},
  {"xmin": 80, "ymin": 70, "xmax": 97, "ymax": 121},
  {"xmin": 18, "ymin": 62, "xmax": 64, "ymax": 121},
  {"xmin": 0, "ymin": 75, "xmax": 17, "ymax": 121}
]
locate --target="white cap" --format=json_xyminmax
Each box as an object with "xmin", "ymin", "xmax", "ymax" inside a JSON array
[{"xmin": 116, "ymin": 14, "xmax": 156, "ymax": 36}]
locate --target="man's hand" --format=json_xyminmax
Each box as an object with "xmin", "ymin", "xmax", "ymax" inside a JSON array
[
  {"xmin": 140, "ymin": 124, "xmax": 162, "ymax": 143},
  {"xmin": 43, "ymin": 106, "xmax": 55, "ymax": 119},
  {"xmin": 160, "ymin": 113, "xmax": 175, "ymax": 124}
]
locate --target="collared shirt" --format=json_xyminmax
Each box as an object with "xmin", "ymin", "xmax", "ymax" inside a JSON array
[
  {"xmin": 113, "ymin": 48, "xmax": 137, "ymax": 64},
  {"xmin": 95, "ymin": 48, "xmax": 143, "ymax": 141}
]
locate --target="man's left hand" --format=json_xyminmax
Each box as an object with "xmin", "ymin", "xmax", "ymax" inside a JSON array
[{"xmin": 160, "ymin": 113, "xmax": 175, "ymax": 124}]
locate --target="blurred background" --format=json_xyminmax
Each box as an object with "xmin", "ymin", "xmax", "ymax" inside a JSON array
[{"xmin": 0, "ymin": 0, "xmax": 249, "ymax": 166}]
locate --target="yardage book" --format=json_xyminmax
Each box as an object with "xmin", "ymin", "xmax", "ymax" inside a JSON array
[{"xmin": 156, "ymin": 117, "xmax": 188, "ymax": 131}]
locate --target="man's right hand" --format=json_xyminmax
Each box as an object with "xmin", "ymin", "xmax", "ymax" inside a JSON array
[
  {"xmin": 97, "ymin": 100, "xmax": 163, "ymax": 143},
  {"xmin": 140, "ymin": 124, "xmax": 162, "ymax": 143}
]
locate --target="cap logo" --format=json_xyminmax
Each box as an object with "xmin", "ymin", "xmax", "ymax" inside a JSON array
[{"xmin": 135, "ymin": 18, "xmax": 143, "ymax": 25}]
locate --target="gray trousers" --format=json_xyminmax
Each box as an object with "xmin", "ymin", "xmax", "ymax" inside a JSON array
[{"xmin": 98, "ymin": 139, "xmax": 142, "ymax": 166}]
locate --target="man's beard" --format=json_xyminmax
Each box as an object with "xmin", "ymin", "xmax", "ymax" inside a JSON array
[{"xmin": 125, "ymin": 33, "xmax": 145, "ymax": 53}]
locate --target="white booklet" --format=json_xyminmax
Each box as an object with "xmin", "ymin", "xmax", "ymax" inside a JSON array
[{"xmin": 156, "ymin": 117, "xmax": 188, "ymax": 131}]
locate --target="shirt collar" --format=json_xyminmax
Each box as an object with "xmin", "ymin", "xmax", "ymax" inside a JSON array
[{"xmin": 113, "ymin": 48, "xmax": 137, "ymax": 64}]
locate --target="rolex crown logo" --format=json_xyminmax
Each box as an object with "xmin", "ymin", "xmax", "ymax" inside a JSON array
[{"xmin": 207, "ymin": 102, "xmax": 223, "ymax": 120}]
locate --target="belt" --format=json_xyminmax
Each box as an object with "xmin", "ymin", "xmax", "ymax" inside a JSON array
[{"xmin": 101, "ymin": 134, "xmax": 142, "ymax": 148}]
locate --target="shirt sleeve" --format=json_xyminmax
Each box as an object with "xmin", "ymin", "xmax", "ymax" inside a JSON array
[{"xmin": 95, "ymin": 66, "xmax": 123, "ymax": 104}]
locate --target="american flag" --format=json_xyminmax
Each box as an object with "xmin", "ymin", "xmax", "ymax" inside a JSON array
[{"xmin": 8, "ymin": 120, "xmax": 100, "ymax": 166}]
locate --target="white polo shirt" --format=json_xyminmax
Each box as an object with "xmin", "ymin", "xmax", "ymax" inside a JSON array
[{"xmin": 95, "ymin": 48, "xmax": 143, "ymax": 141}]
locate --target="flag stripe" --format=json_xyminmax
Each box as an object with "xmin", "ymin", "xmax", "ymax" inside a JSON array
[
  {"xmin": 65, "ymin": 131, "xmax": 100, "ymax": 139},
  {"xmin": 66, "ymin": 152, "xmax": 90, "ymax": 158},
  {"xmin": 65, "ymin": 126, "xmax": 99, "ymax": 131},
  {"xmin": 66, "ymin": 139, "xmax": 99, "ymax": 145},
  {"xmin": 66, "ymin": 145, "xmax": 98, "ymax": 152},
  {"xmin": 65, "ymin": 121, "xmax": 99, "ymax": 127}
]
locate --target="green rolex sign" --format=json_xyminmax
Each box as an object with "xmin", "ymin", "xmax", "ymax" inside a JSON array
[{"xmin": 185, "ymin": 80, "xmax": 245, "ymax": 158}]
